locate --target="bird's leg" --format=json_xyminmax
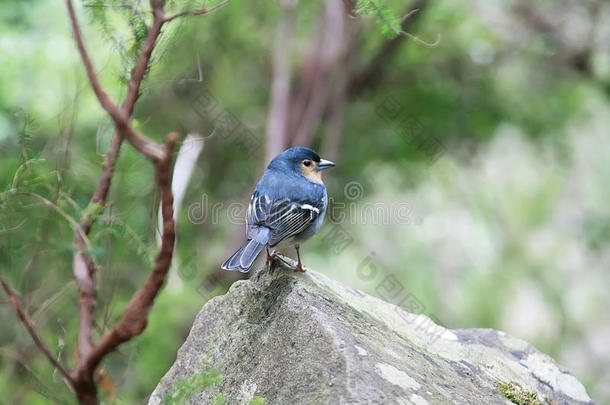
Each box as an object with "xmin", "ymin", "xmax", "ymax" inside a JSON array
[
  {"xmin": 267, "ymin": 248, "xmax": 297, "ymax": 269},
  {"xmin": 266, "ymin": 246, "xmax": 276, "ymax": 262},
  {"xmin": 266, "ymin": 246, "xmax": 276, "ymax": 270},
  {"xmin": 295, "ymin": 245, "xmax": 306, "ymax": 272}
]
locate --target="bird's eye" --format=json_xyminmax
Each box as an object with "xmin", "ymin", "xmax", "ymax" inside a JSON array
[{"xmin": 303, "ymin": 160, "xmax": 312, "ymax": 167}]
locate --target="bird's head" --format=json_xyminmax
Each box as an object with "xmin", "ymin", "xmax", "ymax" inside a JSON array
[{"xmin": 268, "ymin": 147, "xmax": 336, "ymax": 184}]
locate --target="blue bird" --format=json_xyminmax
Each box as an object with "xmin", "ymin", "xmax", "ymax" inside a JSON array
[{"xmin": 221, "ymin": 147, "xmax": 336, "ymax": 273}]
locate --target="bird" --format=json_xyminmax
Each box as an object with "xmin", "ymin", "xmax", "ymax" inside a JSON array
[{"xmin": 221, "ymin": 147, "xmax": 336, "ymax": 273}]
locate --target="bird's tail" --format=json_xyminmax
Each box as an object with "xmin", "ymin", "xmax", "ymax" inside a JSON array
[{"xmin": 221, "ymin": 227, "xmax": 270, "ymax": 273}]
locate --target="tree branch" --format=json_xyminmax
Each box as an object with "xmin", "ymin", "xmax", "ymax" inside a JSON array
[
  {"xmin": 5, "ymin": 0, "xmax": 230, "ymax": 399},
  {"xmin": 0, "ymin": 276, "xmax": 73, "ymax": 383},
  {"xmin": 65, "ymin": 0, "xmax": 165, "ymax": 162},
  {"xmin": 78, "ymin": 132, "xmax": 178, "ymax": 378},
  {"xmin": 123, "ymin": 8, "xmax": 166, "ymax": 115},
  {"xmin": 80, "ymin": 0, "xmax": 181, "ymax": 231},
  {"xmin": 73, "ymin": 0, "xmax": 177, "ymax": 314},
  {"xmin": 66, "ymin": 0, "xmax": 164, "ymax": 365},
  {"xmin": 59, "ymin": 0, "xmax": 224, "ymax": 402}
]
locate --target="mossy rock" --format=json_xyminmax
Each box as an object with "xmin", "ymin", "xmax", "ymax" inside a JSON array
[{"xmin": 149, "ymin": 261, "xmax": 592, "ymax": 404}]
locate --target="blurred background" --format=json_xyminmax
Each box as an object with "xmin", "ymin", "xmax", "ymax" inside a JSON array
[{"xmin": 1, "ymin": 0, "xmax": 610, "ymax": 403}]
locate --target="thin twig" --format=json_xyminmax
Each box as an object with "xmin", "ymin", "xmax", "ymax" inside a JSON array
[
  {"xmin": 65, "ymin": 0, "xmax": 164, "ymax": 162},
  {"xmin": 0, "ymin": 276, "xmax": 73, "ymax": 382},
  {"xmin": 10, "ymin": 190, "xmax": 93, "ymax": 252},
  {"xmin": 400, "ymin": 8, "xmax": 419, "ymax": 22},
  {"xmin": 65, "ymin": 0, "xmax": 122, "ymax": 122},
  {"xmin": 397, "ymin": 30, "xmax": 440, "ymax": 47},
  {"xmin": 163, "ymin": 0, "xmax": 230, "ymax": 22}
]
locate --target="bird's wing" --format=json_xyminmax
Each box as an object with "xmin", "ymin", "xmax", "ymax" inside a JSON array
[{"xmin": 247, "ymin": 191, "xmax": 322, "ymax": 246}]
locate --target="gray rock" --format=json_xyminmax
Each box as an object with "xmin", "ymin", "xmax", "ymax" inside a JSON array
[{"xmin": 149, "ymin": 260, "xmax": 593, "ymax": 405}]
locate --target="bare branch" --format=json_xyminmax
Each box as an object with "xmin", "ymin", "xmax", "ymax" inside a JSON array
[
  {"xmin": 72, "ymin": 133, "xmax": 122, "ymax": 363},
  {"xmin": 73, "ymin": 251, "xmax": 96, "ymax": 361},
  {"xmin": 78, "ymin": 4, "xmax": 167, "ymax": 209},
  {"xmin": 84, "ymin": 0, "xmax": 174, "ymax": 214},
  {"xmin": 58, "ymin": 0, "xmax": 225, "ymax": 401},
  {"xmin": 80, "ymin": 132, "xmax": 178, "ymax": 376},
  {"xmin": 88, "ymin": 133, "xmax": 122, "ymax": 209},
  {"xmin": 79, "ymin": 0, "xmax": 222, "ymax": 225},
  {"xmin": 65, "ymin": 0, "xmax": 179, "ymax": 362},
  {"xmin": 65, "ymin": 0, "xmax": 163, "ymax": 363},
  {"xmin": 0, "ymin": 276, "xmax": 73, "ymax": 383},
  {"xmin": 65, "ymin": 0, "xmax": 165, "ymax": 162},
  {"xmin": 123, "ymin": 8, "xmax": 166, "ymax": 115},
  {"xmin": 65, "ymin": 0, "xmax": 118, "ymax": 120}
]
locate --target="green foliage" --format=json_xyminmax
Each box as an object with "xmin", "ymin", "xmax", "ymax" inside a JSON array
[
  {"xmin": 249, "ymin": 396, "xmax": 267, "ymax": 405},
  {"xmin": 496, "ymin": 381, "xmax": 557, "ymax": 405},
  {"xmin": 81, "ymin": 202, "xmax": 103, "ymax": 221},
  {"xmin": 83, "ymin": 0, "xmax": 150, "ymax": 82},
  {"xmin": 15, "ymin": 110, "xmax": 35, "ymax": 161},
  {"xmin": 162, "ymin": 369, "xmax": 222, "ymax": 405},
  {"xmin": 496, "ymin": 381, "xmax": 539, "ymax": 405},
  {"xmin": 354, "ymin": 0, "xmax": 401, "ymax": 38}
]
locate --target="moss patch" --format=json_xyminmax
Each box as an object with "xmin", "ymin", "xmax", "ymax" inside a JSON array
[
  {"xmin": 496, "ymin": 381, "xmax": 557, "ymax": 405},
  {"xmin": 163, "ymin": 369, "xmax": 222, "ymax": 404},
  {"xmin": 249, "ymin": 397, "xmax": 267, "ymax": 405},
  {"xmin": 212, "ymin": 393, "xmax": 226, "ymax": 405}
]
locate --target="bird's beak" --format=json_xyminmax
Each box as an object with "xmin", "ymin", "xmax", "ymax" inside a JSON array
[{"xmin": 317, "ymin": 158, "xmax": 336, "ymax": 171}]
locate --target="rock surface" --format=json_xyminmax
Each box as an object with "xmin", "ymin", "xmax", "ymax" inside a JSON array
[{"xmin": 149, "ymin": 260, "xmax": 593, "ymax": 405}]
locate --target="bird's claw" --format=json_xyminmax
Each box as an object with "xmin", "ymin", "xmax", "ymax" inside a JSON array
[{"xmin": 269, "ymin": 252, "xmax": 305, "ymax": 272}]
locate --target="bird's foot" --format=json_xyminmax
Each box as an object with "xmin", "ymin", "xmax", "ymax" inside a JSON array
[
  {"xmin": 266, "ymin": 248, "xmax": 277, "ymax": 271},
  {"xmin": 269, "ymin": 252, "xmax": 304, "ymax": 271},
  {"xmin": 266, "ymin": 249, "xmax": 306, "ymax": 272}
]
